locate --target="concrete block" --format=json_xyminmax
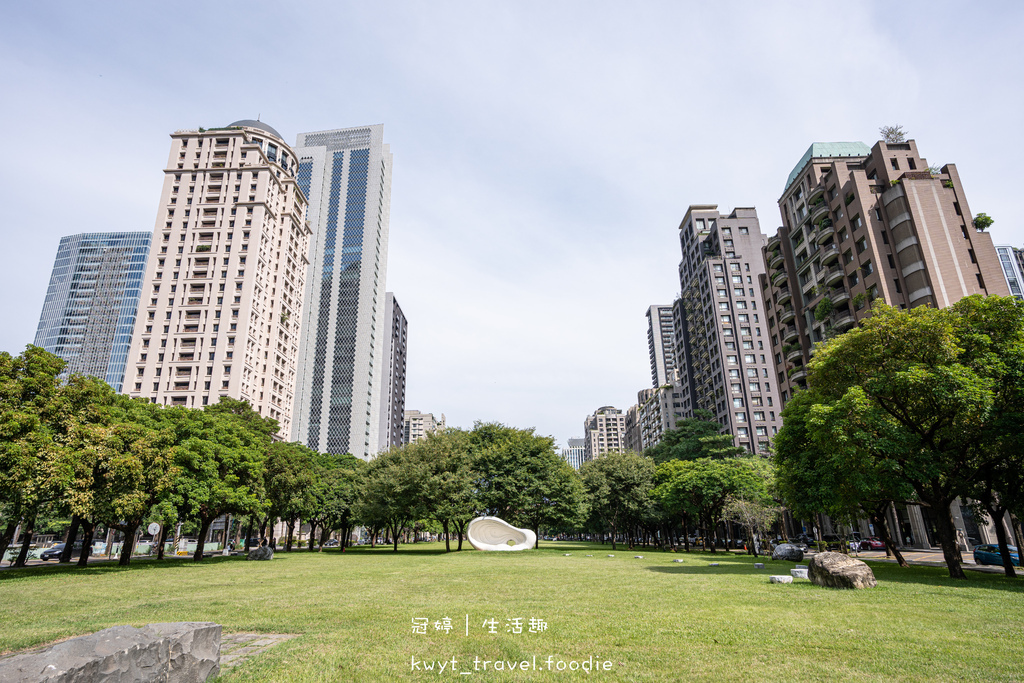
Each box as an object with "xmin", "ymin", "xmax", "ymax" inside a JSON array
[{"xmin": 769, "ymin": 575, "xmax": 793, "ymax": 584}]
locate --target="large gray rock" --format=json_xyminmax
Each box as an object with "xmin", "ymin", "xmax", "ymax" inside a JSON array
[
  {"xmin": 143, "ymin": 623, "xmax": 220, "ymax": 682},
  {"xmin": 0, "ymin": 622, "xmax": 220, "ymax": 682},
  {"xmin": 771, "ymin": 543, "xmax": 804, "ymax": 562},
  {"xmin": 808, "ymin": 552, "xmax": 877, "ymax": 589},
  {"xmin": 247, "ymin": 545, "xmax": 274, "ymax": 561}
]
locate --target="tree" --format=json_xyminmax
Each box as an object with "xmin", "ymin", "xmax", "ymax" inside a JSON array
[
  {"xmin": 418, "ymin": 429, "xmax": 478, "ymax": 551},
  {"xmin": 973, "ymin": 213, "xmax": 994, "ymax": 231},
  {"xmin": 879, "ymin": 125, "xmax": 907, "ymax": 143},
  {"xmin": 170, "ymin": 400, "xmax": 275, "ymax": 562},
  {"xmin": 580, "ymin": 451, "xmax": 654, "ymax": 550},
  {"xmin": 653, "ymin": 457, "xmax": 766, "ymax": 552},
  {"xmin": 470, "ymin": 423, "xmax": 585, "ymax": 546},
  {"xmin": 644, "ymin": 410, "xmax": 745, "ymax": 464},
  {"xmin": 356, "ymin": 446, "xmax": 429, "ymax": 551},
  {"xmin": 807, "ymin": 296, "xmax": 1024, "ymax": 579},
  {"xmin": 264, "ymin": 441, "xmax": 318, "ymax": 551},
  {"xmin": 304, "ymin": 452, "xmax": 362, "ymax": 551},
  {"xmin": 773, "ymin": 389, "xmax": 914, "ymax": 566}
]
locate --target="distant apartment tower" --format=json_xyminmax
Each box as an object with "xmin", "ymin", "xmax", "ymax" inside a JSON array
[
  {"xmin": 994, "ymin": 245, "xmax": 1024, "ymax": 300},
  {"xmin": 636, "ymin": 385, "xmax": 683, "ymax": 451},
  {"xmin": 674, "ymin": 206, "xmax": 782, "ymax": 455},
  {"xmin": 761, "ymin": 140, "xmax": 1009, "ymax": 405},
  {"xmin": 35, "ymin": 232, "xmax": 151, "ymax": 392},
  {"xmin": 582, "ymin": 406, "xmax": 626, "ymax": 461},
  {"xmin": 125, "ymin": 120, "xmax": 310, "ymax": 436},
  {"xmin": 646, "ymin": 305, "xmax": 676, "ymax": 387},
  {"xmin": 561, "ymin": 438, "xmax": 586, "ymax": 470},
  {"xmin": 377, "ymin": 293, "xmax": 408, "ymax": 449},
  {"xmin": 290, "ymin": 125, "xmax": 393, "ymax": 459},
  {"xmin": 403, "ymin": 410, "xmax": 445, "ymax": 444}
]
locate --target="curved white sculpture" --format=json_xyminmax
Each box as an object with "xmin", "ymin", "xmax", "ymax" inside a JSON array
[{"xmin": 466, "ymin": 516, "xmax": 536, "ymax": 552}]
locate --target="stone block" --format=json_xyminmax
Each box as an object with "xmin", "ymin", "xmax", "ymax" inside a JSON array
[
  {"xmin": 709, "ymin": 562, "xmax": 719, "ymax": 567},
  {"xmin": 247, "ymin": 546, "xmax": 274, "ymax": 561},
  {"xmin": 771, "ymin": 543, "xmax": 804, "ymax": 562},
  {"xmin": 672, "ymin": 559, "xmax": 684, "ymax": 563},
  {"xmin": 808, "ymin": 552, "xmax": 877, "ymax": 589},
  {"xmin": 754, "ymin": 563, "xmax": 765, "ymax": 569},
  {"xmin": 769, "ymin": 575, "xmax": 793, "ymax": 584},
  {"xmin": 0, "ymin": 622, "xmax": 221, "ymax": 682},
  {"xmin": 634, "ymin": 556, "xmax": 644, "ymax": 559},
  {"xmin": 791, "ymin": 568, "xmax": 808, "ymax": 579}
]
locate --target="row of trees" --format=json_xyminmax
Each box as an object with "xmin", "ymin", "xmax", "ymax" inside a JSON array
[{"xmin": 774, "ymin": 296, "xmax": 1024, "ymax": 579}]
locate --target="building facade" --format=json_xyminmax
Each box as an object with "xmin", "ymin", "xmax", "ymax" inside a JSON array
[
  {"xmin": 124, "ymin": 120, "xmax": 311, "ymax": 437},
  {"xmin": 761, "ymin": 140, "xmax": 1009, "ymax": 404},
  {"xmin": 994, "ymin": 245, "xmax": 1024, "ymax": 300},
  {"xmin": 560, "ymin": 438, "xmax": 586, "ymax": 470},
  {"xmin": 290, "ymin": 125, "xmax": 393, "ymax": 459},
  {"xmin": 582, "ymin": 406, "xmax": 626, "ymax": 461},
  {"xmin": 673, "ymin": 206, "xmax": 782, "ymax": 455},
  {"xmin": 646, "ymin": 304, "xmax": 676, "ymax": 387},
  {"xmin": 377, "ymin": 292, "xmax": 408, "ymax": 450},
  {"xmin": 35, "ymin": 232, "xmax": 151, "ymax": 392},
  {"xmin": 402, "ymin": 410, "xmax": 445, "ymax": 444}
]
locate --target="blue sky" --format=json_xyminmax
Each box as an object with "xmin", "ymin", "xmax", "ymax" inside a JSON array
[{"xmin": 2, "ymin": 2, "xmax": 1022, "ymax": 449}]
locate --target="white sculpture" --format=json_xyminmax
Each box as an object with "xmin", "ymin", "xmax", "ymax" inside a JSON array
[{"xmin": 466, "ymin": 516, "xmax": 536, "ymax": 552}]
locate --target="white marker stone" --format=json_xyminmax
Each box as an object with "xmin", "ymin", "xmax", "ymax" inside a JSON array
[
  {"xmin": 754, "ymin": 563, "xmax": 765, "ymax": 569},
  {"xmin": 791, "ymin": 568, "xmax": 809, "ymax": 579},
  {"xmin": 769, "ymin": 575, "xmax": 794, "ymax": 584}
]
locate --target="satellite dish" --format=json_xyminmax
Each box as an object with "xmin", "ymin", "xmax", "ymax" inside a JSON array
[{"xmin": 148, "ymin": 522, "xmax": 161, "ymax": 536}]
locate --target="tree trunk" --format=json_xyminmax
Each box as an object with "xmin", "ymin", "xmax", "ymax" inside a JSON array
[
  {"xmin": 1012, "ymin": 515, "xmax": 1024, "ymax": 565},
  {"xmin": 117, "ymin": 522, "xmax": 140, "ymax": 566},
  {"xmin": 60, "ymin": 515, "xmax": 82, "ymax": 563},
  {"xmin": 308, "ymin": 522, "xmax": 318, "ymax": 552},
  {"xmin": 77, "ymin": 520, "xmax": 95, "ymax": 567},
  {"xmin": 534, "ymin": 526, "xmax": 540, "ymax": 549},
  {"xmin": 985, "ymin": 505, "xmax": 1017, "ymax": 578},
  {"xmin": 13, "ymin": 514, "xmax": 35, "ymax": 568},
  {"xmin": 871, "ymin": 506, "xmax": 908, "ymax": 567},
  {"xmin": 258, "ymin": 516, "xmax": 268, "ymax": 541},
  {"xmin": 244, "ymin": 518, "xmax": 254, "ymax": 553},
  {"xmin": 930, "ymin": 499, "xmax": 966, "ymax": 579},
  {"xmin": 456, "ymin": 521, "xmax": 465, "ymax": 551},
  {"xmin": 391, "ymin": 522, "xmax": 400, "ymax": 552},
  {"xmin": 442, "ymin": 521, "xmax": 450, "ymax": 552},
  {"xmin": 285, "ymin": 519, "xmax": 295, "ymax": 552},
  {"xmin": 682, "ymin": 517, "xmax": 691, "ymax": 552},
  {"xmin": 0, "ymin": 516, "xmax": 19, "ymax": 565},
  {"xmin": 156, "ymin": 523, "xmax": 169, "ymax": 560},
  {"xmin": 193, "ymin": 517, "xmax": 213, "ymax": 562}
]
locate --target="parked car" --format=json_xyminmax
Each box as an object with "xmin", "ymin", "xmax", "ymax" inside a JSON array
[
  {"xmin": 324, "ymin": 539, "xmax": 340, "ymax": 547},
  {"xmin": 972, "ymin": 544, "xmax": 1020, "ymax": 567},
  {"xmin": 860, "ymin": 537, "xmax": 887, "ymax": 550},
  {"xmin": 40, "ymin": 541, "xmax": 82, "ymax": 561}
]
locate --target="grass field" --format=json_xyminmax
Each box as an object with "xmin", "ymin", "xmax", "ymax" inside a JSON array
[{"xmin": 1, "ymin": 542, "xmax": 1022, "ymax": 682}]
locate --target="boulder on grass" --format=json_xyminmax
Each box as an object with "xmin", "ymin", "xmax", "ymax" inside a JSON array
[
  {"xmin": 771, "ymin": 543, "xmax": 804, "ymax": 562},
  {"xmin": 247, "ymin": 546, "xmax": 274, "ymax": 561},
  {"xmin": 808, "ymin": 552, "xmax": 877, "ymax": 589}
]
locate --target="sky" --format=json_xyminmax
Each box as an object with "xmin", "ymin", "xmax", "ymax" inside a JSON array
[{"xmin": 1, "ymin": 2, "xmax": 1022, "ymax": 450}]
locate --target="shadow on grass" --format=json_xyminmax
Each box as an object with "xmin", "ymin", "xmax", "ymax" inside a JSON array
[{"xmin": 0, "ymin": 554, "xmax": 249, "ymax": 581}]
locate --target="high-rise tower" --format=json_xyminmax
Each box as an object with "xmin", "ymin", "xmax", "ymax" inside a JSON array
[
  {"xmin": 125, "ymin": 120, "xmax": 311, "ymax": 437},
  {"xmin": 378, "ymin": 292, "xmax": 408, "ymax": 450},
  {"xmin": 291, "ymin": 125, "xmax": 393, "ymax": 459},
  {"xmin": 35, "ymin": 232, "xmax": 151, "ymax": 391}
]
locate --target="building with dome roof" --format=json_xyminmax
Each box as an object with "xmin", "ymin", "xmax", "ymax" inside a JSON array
[{"xmin": 124, "ymin": 120, "xmax": 312, "ymax": 438}]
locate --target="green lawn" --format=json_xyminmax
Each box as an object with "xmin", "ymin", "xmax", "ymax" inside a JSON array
[{"xmin": 1, "ymin": 542, "xmax": 1022, "ymax": 682}]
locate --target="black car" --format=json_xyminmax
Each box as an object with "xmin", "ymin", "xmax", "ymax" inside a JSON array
[{"xmin": 40, "ymin": 541, "xmax": 83, "ymax": 561}]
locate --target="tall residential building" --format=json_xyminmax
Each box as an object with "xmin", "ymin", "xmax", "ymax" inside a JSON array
[
  {"xmin": 291, "ymin": 125, "xmax": 393, "ymax": 459},
  {"xmin": 560, "ymin": 438, "xmax": 586, "ymax": 470},
  {"xmin": 403, "ymin": 410, "xmax": 445, "ymax": 444},
  {"xmin": 674, "ymin": 206, "xmax": 782, "ymax": 455},
  {"xmin": 377, "ymin": 292, "xmax": 408, "ymax": 449},
  {"xmin": 35, "ymin": 232, "xmax": 151, "ymax": 392},
  {"xmin": 994, "ymin": 245, "xmax": 1024, "ymax": 300},
  {"xmin": 623, "ymin": 404, "xmax": 642, "ymax": 453},
  {"xmin": 636, "ymin": 384, "xmax": 683, "ymax": 451},
  {"xmin": 761, "ymin": 140, "xmax": 1009, "ymax": 405},
  {"xmin": 125, "ymin": 120, "xmax": 311, "ymax": 437},
  {"xmin": 582, "ymin": 406, "xmax": 626, "ymax": 461},
  {"xmin": 646, "ymin": 305, "xmax": 676, "ymax": 387}
]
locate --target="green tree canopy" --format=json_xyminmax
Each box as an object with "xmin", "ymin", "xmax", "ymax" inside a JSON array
[
  {"xmin": 644, "ymin": 410, "xmax": 745, "ymax": 464},
  {"xmin": 580, "ymin": 450, "xmax": 654, "ymax": 550}
]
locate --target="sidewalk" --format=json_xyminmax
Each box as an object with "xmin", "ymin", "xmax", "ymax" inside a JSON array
[{"xmin": 826, "ymin": 548, "xmax": 1012, "ymax": 575}]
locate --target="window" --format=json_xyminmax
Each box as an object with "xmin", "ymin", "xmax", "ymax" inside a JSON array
[
  {"xmin": 862, "ymin": 260, "xmax": 874, "ymax": 276},
  {"xmin": 890, "ymin": 158, "xmax": 899, "ymax": 170},
  {"xmin": 739, "ymin": 227, "xmax": 749, "ymax": 235},
  {"xmin": 735, "ymin": 412, "xmax": 747, "ymax": 423},
  {"xmin": 844, "ymin": 249, "xmax": 854, "ymax": 265},
  {"xmin": 719, "ymin": 301, "xmax": 730, "ymax": 310},
  {"xmin": 721, "ymin": 315, "xmax": 732, "ymax": 323},
  {"xmin": 730, "ymin": 263, "xmax": 740, "ymax": 271},
  {"xmin": 718, "ymin": 289, "xmax": 728, "ymax": 297},
  {"xmin": 740, "ymin": 327, "xmax": 751, "ymax": 336},
  {"xmin": 744, "ymin": 354, "xmax": 756, "ymax": 363},
  {"xmin": 735, "ymin": 298, "xmax": 746, "ymax": 307},
  {"xmin": 727, "ymin": 355, "xmax": 738, "ymax": 365},
  {"xmin": 856, "ymin": 237, "xmax": 867, "ymax": 254},
  {"xmin": 731, "ymin": 383, "xmax": 742, "ymax": 393},
  {"xmin": 733, "ymin": 397, "xmax": 745, "ymax": 408},
  {"xmin": 729, "ymin": 369, "xmax": 740, "ymax": 378},
  {"xmin": 738, "ymin": 314, "xmax": 749, "ymax": 322}
]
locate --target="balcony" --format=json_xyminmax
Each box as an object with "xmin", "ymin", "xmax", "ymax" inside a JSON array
[
  {"xmin": 782, "ymin": 324, "xmax": 799, "ymax": 343},
  {"xmin": 778, "ymin": 305, "xmax": 796, "ymax": 324},
  {"xmin": 766, "ymin": 234, "xmax": 781, "ymax": 250},
  {"xmin": 776, "ymin": 285, "xmax": 791, "ymax": 305},
  {"xmin": 789, "ymin": 367, "xmax": 808, "ymax": 383},
  {"xmin": 821, "ymin": 265, "xmax": 845, "ymax": 287},
  {"xmin": 807, "ymin": 185, "xmax": 825, "ymax": 204},
  {"xmin": 816, "ymin": 223, "xmax": 836, "ymax": 245},
  {"xmin": 771, "ymin": 269, "xmax": 788, "ymax": 287},
  {"xmin": 785, "ymin": 344, "xmax": 803, "ymax": 363},
  {"xmin": 768, "ymin": 250, "xmax": 783, "ymax": 269},
  {"xmin": 830, "ymin": 287, "xmax": 851, "ymax": 305},
  {"xmin": 820, "ymin": 243, "xmax": 840, "ymax": 263},
  {"xmin": 810, "ymin": 201, "xmax": 830, "ymax": 223},
  {"xmin": 832, "ymin": 310, "xmax": 856, "ymax": 331}
]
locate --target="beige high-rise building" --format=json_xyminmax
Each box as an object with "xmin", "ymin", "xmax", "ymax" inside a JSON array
[
  {"xmin": 582, "ymin": 406, "xmax": 627, "ymax": 461},
  {"xmin": 125, "ymin": 120, "xmax": 311, "ymax": 437},
  {"xmin": 761, "ymin": 139, "xmax": 1009, "ymax": 405},
  {"xmin": 402, "ymin": 410, "xmax": 445, "ymax": 444}
]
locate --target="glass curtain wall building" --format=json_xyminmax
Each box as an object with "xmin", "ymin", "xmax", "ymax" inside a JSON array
[
  {"xmin": 34, "ymin": 232, "xmax": 151, "ymax": 391},
  {"xmin": 291, "ymin": 125, "xmax": 393, "ymax": 459}
]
